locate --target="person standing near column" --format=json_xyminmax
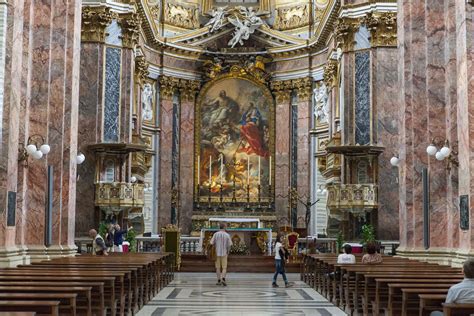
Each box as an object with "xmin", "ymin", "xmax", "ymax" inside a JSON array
[{"xmin": 210, "ymin": 222, "xmax": 232, "ymax": 286}]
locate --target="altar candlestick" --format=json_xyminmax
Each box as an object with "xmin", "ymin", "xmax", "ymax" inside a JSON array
[
  {"xmin": 197, "ymin": 156, "xmax": 200, "ymax": 184},
  {"xmin": 209, "ymin": 156, "xmax": 212, "ymax": 186},
  {"xmin": 269, "ymin": 156, "xmax": 272, "ymax": 186},
  {"xmin": 220, "ymin": 155, "xmax": 223, "ymax": 185},
  {"xmin": 247, "ymin": 155, "xmax": 250, "ymax": 185},
  {"xmin": 258, "ymin": 156, "xmax": 261, "ymax": 185}
]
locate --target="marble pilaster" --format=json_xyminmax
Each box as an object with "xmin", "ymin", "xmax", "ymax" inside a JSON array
[{"xmin": 296, "ymin": 98, "xmax": 311, "ymax": 228}]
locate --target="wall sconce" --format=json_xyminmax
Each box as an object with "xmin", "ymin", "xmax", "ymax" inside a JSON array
[
  {"xmin": 18, "ymin": 134, "xmax": 50, "ymax": 162},
  {"xmin": 426, "ymin": 138, "xmax": 458, "ymax": 169},
  {"xmin": 76, "ymin": 152, "xmax": 86, "ymax": 165},
  {"xmin": 317, "ymin": 185, "xmax": 328, "ymax": 195},
  {"xmin": 390, "ymin": 155, "xmax": 400, "ymax": 167}
]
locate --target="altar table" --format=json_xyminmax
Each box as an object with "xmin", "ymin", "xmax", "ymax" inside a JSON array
[{"xmin": 201, "ymin": 228, "xmax": 273, "ymax": 255}]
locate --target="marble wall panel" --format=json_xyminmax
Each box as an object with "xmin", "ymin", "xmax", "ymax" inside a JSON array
[
  {"xmin": 103, "ymin": 47, "xmax": 121, "ymax": 142},
  {"xmin": 271, "ymin": 57, "xmax": 310, "ymax": 74},
  {"xmin": 354, "ymin": 51, "xmax": 370, "ymax": 146},
  {"xmin": 179, "ymin": 98, "xmax": 195, "ymax": 234},
  {"xmin": 275, "ymin": 99, "xmax": 290, "ymax": 226},
  {"xmin": 296, "ymin": 99, "xmax": 311, "ymax": 228},
  {"xmin": 120, "ymin": 50, "xmax": 133, "ymax": 143},
  {"xmin": 342, "ymin": 55, "xmax": 354, "ymax": 145},
  {"xmin": 171, "ymin": 94, "xmax": 179, "ymax": 225},
  {"xmin": 159, "ymin": 97, "xmax": 174, "ymax": 230},
  {"xmin": 373, "ymin": 48, "xmax": 399, "ymax": 240}
]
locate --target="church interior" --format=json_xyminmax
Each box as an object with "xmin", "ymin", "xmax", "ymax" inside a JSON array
[{"xmin": 0, "ymin": 0, "xmax": 473, "ymax": 314}]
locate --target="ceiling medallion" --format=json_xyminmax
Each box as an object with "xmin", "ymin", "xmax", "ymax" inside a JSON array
[{"xmin": 205, "ymin": 6, "xmax": 267, "ymax": 48}]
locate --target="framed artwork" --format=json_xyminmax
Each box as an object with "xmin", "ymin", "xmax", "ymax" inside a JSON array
[{"xmin": 194, "ymin": 72, "xmax": 274, "ymax": 205}]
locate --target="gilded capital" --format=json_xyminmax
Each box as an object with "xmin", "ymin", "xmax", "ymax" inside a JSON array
[
  {"xmin": 81, "ymin": 7, "xmax": 117, "ymax": 43},
  {"xmin": 119, "ymin": 13, "xmax": 141, "ymax": 49},
  {"xmin": 270, "ymin": 81, "xmax": 291, "ymax": 104},
  {"xmin": 180, "ymin": 79, "xmax": 201, "ymax": 103},
  {"xmin": 364, "ymin": 12, "xmax": 397, "ymax": 47},
  {"xmin": 323, "ymin": 60, "xmax": 338, "ymax": 88},
  {"xmin": 292, "ymin": 77, "xmax": 313, "ymax": 101},
  {"xmin": 135, "ymin": 56, "xmax": 149, "ymax": 86},
  {"xmin": 159, "ymin": 76, "xmax": 178, "ymax": 100},
  {"xmin": 334, "ymin": 18, "xmax": 359, "ymax": 52}
]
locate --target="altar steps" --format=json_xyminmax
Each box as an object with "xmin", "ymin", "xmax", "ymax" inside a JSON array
[{"xmin": 180, "ymin": 254, "xmax": 301, "ymax": 273}]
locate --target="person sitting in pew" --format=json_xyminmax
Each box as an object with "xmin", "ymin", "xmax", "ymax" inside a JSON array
[
  {"xmin": 361, "ymin": 243, "xmax": 383, "ymax": 264},
  {"xmin": 89, "ymin": 229, "xmax": 108, "ymax": 256},
  {"xmin": 431, "ymin": 259, "xmax": 474, "ymax": 316},
  {"xmin": 337, "ymin": 244, "xmax": 356, "ymax": 264}
]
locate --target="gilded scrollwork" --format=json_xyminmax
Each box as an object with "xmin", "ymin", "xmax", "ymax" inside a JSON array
[
  {"xmin": 323, "ymin": 59, "xmax": 338, "ymax": 88},
  {"xmin": 135, "ymin": 56, "xmax": 150, "ymax": 86},
  {"xmin": 119, "ymin": 13, "xmax": 141, "ymax": 49},
  {"xmin": 363, "ymin": 12, "xmax": 397, "ymax": 47},
  {"xmin": 164, "ymin": 2, "xmax": 200, "ymax": 29},
  {"xmin": 81, "ymin": 7, "xmax": 117, "ymax": 43},
  {"xmin": 273, "ymin": 4, "xmax": 309, "ymax": 31},
  {"xmin": 334, "ymin": 18, "xmax": 359, "ymax": 52}
]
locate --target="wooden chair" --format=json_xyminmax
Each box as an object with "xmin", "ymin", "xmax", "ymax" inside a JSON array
[{"xmin": 285, "ymin": 231, "xmax": 299, "ymax": 262}]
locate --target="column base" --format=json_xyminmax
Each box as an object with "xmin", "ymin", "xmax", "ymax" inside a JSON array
[{"xmin": 0, "ymin": 247, "xmax": 29, "ymax": 267}]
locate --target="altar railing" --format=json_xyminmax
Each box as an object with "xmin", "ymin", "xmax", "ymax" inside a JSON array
[{"xmin": 135, "ymin": 236, "xmax": 201, "ymax": 253}]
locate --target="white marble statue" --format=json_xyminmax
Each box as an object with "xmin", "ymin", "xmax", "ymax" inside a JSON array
[
  {"xmin": 142, "ymin": 83, "xmax": 154, "ymax": 121},
  {"xmin": 314, "ymin": 83, "xmax": 329, "ymax": 124},
  {"xmin": 205, "ymin": 6, "xmax": 228, "ymax": 33}
]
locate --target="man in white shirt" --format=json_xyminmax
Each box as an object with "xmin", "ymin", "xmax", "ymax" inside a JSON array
[
  {"xmin": 337, "ymin": 244, "xmax": 356, "ymax": 264},
  {"xmin": 210, "ymin": 222, "xmax": 232, "ymax": 286},
  {"xmin": 431, "ymin": 259, "xmax": 474, "ymax": 316}
]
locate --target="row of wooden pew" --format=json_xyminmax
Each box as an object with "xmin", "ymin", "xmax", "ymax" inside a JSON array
[
  {"xmin": 0, "ymin": 252, "xmax": 175, "ymax": 316},
  {"xmin": 301, "ymin": 253, "xmax": 474, "ymax": 316}
]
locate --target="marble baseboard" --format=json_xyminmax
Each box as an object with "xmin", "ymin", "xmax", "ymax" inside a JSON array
[
  {"xmin": 0, "ymin": 245, "xmax": 77, "ymax": 267},
  {"xmin": 397, "ymin": 247, "xmax": 474, "ymax": 267}
]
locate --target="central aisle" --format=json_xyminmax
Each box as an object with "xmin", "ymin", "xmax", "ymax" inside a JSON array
[{"xmin": 137, "ymin": 272, "xmax": 347, "ymax": 315}]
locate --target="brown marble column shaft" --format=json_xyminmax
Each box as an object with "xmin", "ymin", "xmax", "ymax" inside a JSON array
[
  {"xmin": 275, "ymin": 98, "xmax": 291, "ymax": 226},
  {"xmin": 296, "ymin": 98, "xmax": 311, "ymax": 228},
  {"xmin": 179, "ymin": 97, "xmax": 195, "ymax": 234}
]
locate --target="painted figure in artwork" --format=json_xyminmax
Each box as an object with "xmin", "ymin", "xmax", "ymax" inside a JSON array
[{"xmin": 239, "ymin": 102, "xmax": 269, "ymax": 158}]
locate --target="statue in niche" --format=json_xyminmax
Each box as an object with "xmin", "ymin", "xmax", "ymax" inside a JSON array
[
  {"xmin": 141, "ymin": 83, "xmax": 154, "ymax": 121},
  {"xmin": 314, "ymin": 83, "xmax": 329, "ymax": 124}
]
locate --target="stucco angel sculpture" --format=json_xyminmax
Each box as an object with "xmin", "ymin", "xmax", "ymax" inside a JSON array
[
  {"xmin": 205, "ymin": 6, "xmax": 228, "ymax": 33},
  {"xmin": 314, "ymin": 83, "xmax": 329, "ymax": 124},
  {"xmin": 227, "ymin": 7, "xmax": 264, "ymax": 48}
]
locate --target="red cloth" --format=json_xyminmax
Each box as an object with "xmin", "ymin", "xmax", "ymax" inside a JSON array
[{"xmin": 239, "ymin": 123, "xmax": 269, "ymax": 157}]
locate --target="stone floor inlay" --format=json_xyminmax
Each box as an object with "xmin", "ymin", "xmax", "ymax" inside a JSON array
[{"xmin": 137, "ymin": 273, "xmax": 347, "ymax": 316}]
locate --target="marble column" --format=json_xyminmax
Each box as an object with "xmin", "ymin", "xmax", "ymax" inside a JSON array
[
  {"xmin": 296, "ymin": 97, "xmax": 311, "ymax": 228},
  {"xmin": 274, "ymin": 93, "xmax": 291, "ymax": 226},
  {"xmin": 179, "ymin": 95, "xmax": 195, "ymax": 234},
  {"xmin": 158, "ymin": 90, "xmax": 174, "ymax": 231},
  {"xmin": 0, "ymin": 0, "xmax": 81, "ymax": 265}
]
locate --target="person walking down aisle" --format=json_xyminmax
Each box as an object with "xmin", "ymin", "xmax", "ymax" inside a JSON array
[
  {"xmin": 210, "ymin": 222, "xmax": 232, "ymax": 286},
  {"xmin": 272, "ymin": 235, "xmax": 292, "ymax": 288}
]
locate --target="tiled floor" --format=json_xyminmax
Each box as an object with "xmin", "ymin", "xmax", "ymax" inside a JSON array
[{"xmin": 137, "ymin": 273, "xmax": 347, "ymax": 316}]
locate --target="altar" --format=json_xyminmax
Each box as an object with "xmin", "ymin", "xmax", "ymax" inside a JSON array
[{"xmin": 201, "ymin": 227, "xmax": 272, "ymax": 255}]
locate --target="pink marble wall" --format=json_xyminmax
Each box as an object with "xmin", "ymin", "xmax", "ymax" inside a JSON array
[
  {"xmin": 0, "ymin": 0, "xmax": 81, "ymax": 253},
  {"xmin": 75, "ymin": 44, "xmax": 104, "ymax": 236},
  {"xmin": 398, "ymin": 0, "xmax": 474, "ymax": 253},
  {"xmin": 296, "ymin": 99, "xmax": 311, "ymax": 227},
  {"xmin": 275, "ymin": 98, "xmax": 291, "ymax": 226},
  {"xmin": 179, "ymin": 97, "xmax": 195, "ymax": 234},
  {"xmin": 158, "ymin": 98, "xmax": 174, "ymax": 231}
]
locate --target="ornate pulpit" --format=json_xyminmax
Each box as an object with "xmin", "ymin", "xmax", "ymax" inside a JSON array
[{"xmin": 162, "ymin": 224, "xmax": 181, "ymax": 270}]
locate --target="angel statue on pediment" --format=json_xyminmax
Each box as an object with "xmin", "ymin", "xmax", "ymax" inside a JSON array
[
  {"xmin": 205, "ymin": 6, "xmax": 228, "ymax": 33},
  {"xmin": 228, "ymin": 15, "xmax": 263, "ymax": 48}
]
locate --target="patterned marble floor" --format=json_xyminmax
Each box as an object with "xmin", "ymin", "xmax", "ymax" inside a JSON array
[{"xmin": 137, "ymin": 273, "xmax": 347, "ymax": 316}]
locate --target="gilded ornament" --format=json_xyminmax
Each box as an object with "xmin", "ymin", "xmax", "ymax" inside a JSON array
[
  {"xmin": 81, "ymin": 7, "xmax": 117, "ymax": 43},
  {"xmin": 135, "ymin": 56, "xmax": 149, "ymax": 85},
  {"xmin": 292, "ymin": 77, "xmax": 312, "ymax": 101},
  {"xmin": 323, "ymin": 60, "xmax": 338, "ymax": 88},
  {"xmin": 270, "ymin": 81, "xmax": 291, "ymax": 103},
  {"xmin": 363, "ymin": 12, "xmax": 397, "ymax": 47},
  {"xmin": 273, "ymin": 4, "xmax": 310, "ymax": 31},
  {"xmin": 164, "ymin": 2, "xmax": 200, "ymax": 29},
  {"xmin": 119, "ymin": 13, "xmax": 141, "ymax": 49},
  {"xmin": 334, "ymin": 18, "xmax": 359, "ymax": 52}
]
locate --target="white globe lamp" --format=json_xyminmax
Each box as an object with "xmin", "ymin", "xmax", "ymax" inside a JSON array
[
  {"xmin": 426, "ymin": 144, "xmax": 437, "ymax": 156},
  {"xmin": 39, "ymin": 144, "xmax": 51, "ymax": 155},
  {"xmin": 130, "ymin": 176, "xmax": 137, "ymax": 183},
  {"xmin": 390, "ymin": 156, "xmax": 400, "ymax": 167},
  {"xmin": 435, "ymin": 151, "xmax": 445, "ymax": 161},
  {"xmin": 32, "ymin": 150, "xmax": 43, "ymax": 159},
  {"xmin": 440, "ymin": 145, "xmax": 451, "ymax": 157},
  {"xmin": 76, "ymin": 153, "xmax": 85, "ymax": 164},
  {"xmin": 26, "ymin": 144, "xmax": 37, "ymax": 155}
]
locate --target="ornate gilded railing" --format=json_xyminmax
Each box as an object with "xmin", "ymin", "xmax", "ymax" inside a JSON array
[
  {"xmin": 326, "ymin": 183, "xmax": 378, "ymax": 213},
  {"xmin": 94, "ymin": 182, "xmax": 145, "ymax": 209}
]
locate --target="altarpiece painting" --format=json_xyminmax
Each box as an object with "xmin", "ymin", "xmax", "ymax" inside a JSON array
[{"xmin": 195, "ymin": 74, "xmax": 274, "ymax": 206}]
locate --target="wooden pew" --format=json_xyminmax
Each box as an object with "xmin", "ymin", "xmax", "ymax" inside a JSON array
[
  {"xmin": 419, "ymin": 294, "xmax": 447, "ymax": 316},
  {"xmin": 0, "ymin": 301, "xmax": 60, "ymax": 316},
  {"xmin": 443, "ymin": 303, "xmax": 474, "ymax": 316},
  {"xmin": 0, "ymin": 293, "xmax": 76, "ymax": 316}
]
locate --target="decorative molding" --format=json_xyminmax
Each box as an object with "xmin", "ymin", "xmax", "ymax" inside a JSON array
[
  {"xmin": 273, "ymin": 4, "xmax": 310, "ymax": 31},
  {"xmin": 81, "ymin": 7, "xmax": 117, "ymax": 43},
  {"xmin": 323, "ymin": 59, "xmax": 338, "ymax": 88},
  {"xmin": 159, "ymin": 76, "xmax": 200, "ymax": 102},
  {"xmin": 118, "ymin": 13, "xmax": 141, "ymax": 49},
  {"xmin": 334, "ymin": 18, "xmax": 359, "ymax": 52},
  {"xmin": 164, "ymin": 2, "xmax": 200, "ymax": 29},
  {"xmin": 135, "ymin": 56, "xmax": 149, "ymax": 86},
  {"xmin": 363, "ymin": 12, "xmax": 397, "ymax": 47}
]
